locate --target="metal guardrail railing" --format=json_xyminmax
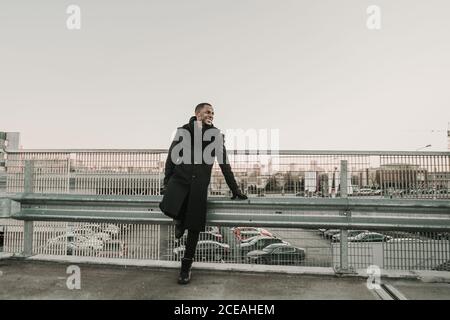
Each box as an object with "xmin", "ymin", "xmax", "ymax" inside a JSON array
[
  {"xmin": 1, "ymin": 162, "xmax": 449, "ymax": 274},
  {"xmin": 1, "ymin": 146, "xmax": 449, "ymax": 274},
  {"xmin": 3, "ymin": 194, "xmax": 450, "ymax": 231}
]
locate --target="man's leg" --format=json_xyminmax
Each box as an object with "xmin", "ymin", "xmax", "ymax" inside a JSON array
[
  {"xmin": 174, "ymin": 194, "xmax": 189, "ymax": 239},
  {"xmin": 184, "ymin": 230, "xmax": 200, "ymax": 259},
  {"xmin": 174, "ymin": 219, "xmax": 185, "ymax": 239},
  {"xmin": 178, "ymin": 229, "xmax": 200, "ymax": 284}
]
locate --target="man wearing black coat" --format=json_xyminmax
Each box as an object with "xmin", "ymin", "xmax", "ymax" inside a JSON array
[{"xmin": 159, "ymin": 102, "xmax": 247, "ymax": 284}]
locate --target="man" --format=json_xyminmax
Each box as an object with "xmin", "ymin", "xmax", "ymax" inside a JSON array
[{"xmin": 159, "ymin": 102, "xmax": 247, "ymax": 285}]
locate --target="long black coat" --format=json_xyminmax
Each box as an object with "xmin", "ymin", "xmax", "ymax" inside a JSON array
[{"xmin": 159, "ymin": 116, "xmax": 240, "ymax": 231}]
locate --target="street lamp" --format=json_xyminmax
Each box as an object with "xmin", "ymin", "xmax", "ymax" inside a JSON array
[{"xmin": 415, "ymin": 144, "xmax": 431, "ymax": 151}]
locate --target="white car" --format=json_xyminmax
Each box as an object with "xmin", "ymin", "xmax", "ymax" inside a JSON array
[
  {"xmin": 348, "ymin": 232, "xmax": 392, "ymax": 242},
  {"xmin": 47, "ymin": 233, "xmax": 104, "ymax": 255},
  {"xmin": 204, "ymin": 226, "xmax": 220, "ymax": 234},
  {"xmin": 101, "ymin": 224, "xmax": 120, "ymax": 236},
  {"xmin": 332, "ymin": 230, "xmax": 368, "ymax": 241},
  {"xmin": 68, "ymin": 226, "xmax": 111, "ymax": 242},
  {"xmin": 84, "ymin": 223, "xmax": 120, "ymax": 236}
]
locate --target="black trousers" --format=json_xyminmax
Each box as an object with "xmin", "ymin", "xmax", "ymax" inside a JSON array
[
  {"xmin": 177, "ymin": 190, "xmax": 200, "ymax": 259},
  {"xmin": 184, "ymin": 229, "xmax": 200, "ymax": 259}
]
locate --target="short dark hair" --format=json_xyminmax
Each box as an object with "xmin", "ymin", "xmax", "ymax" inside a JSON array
[{"xmin": 195, "ymin": 103, "xmax": 212, "ymax": 114}]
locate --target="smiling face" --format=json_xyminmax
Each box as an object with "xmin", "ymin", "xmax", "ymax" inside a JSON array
[{"xmin": 196, "ymin": 105, "xmax": 214, "ymax": 126}]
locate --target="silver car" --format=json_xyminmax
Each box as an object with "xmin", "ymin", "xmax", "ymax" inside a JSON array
[{"xmin": 47, "ymin": 233, "xmax": 104, "ymax": 255}]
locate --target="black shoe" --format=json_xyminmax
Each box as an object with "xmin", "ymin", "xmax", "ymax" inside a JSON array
[
  {"xmin": 174, "ymin": 220, "xmax": 185, "ymax": 239},
  {"xmin": 178, "ymin": 257, "xmax": 193, "ymax": 285}
]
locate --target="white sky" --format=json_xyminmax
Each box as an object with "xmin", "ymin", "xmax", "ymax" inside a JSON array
[{"xmin": 1, "ymin": 0, "xmax": 449, "ymax": 151}]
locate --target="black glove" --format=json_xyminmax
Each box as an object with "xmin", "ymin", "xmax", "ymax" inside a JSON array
[{"xmin": 231, "ymin": 190, "xmax": 248, "ymax": 200}]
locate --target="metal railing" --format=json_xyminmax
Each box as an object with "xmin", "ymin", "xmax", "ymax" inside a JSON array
[
  {"xmin": 3, "ymin": 149, "xmax": 450, "ymax": 200},
  {"xmin": 1, "ymin": 147, "xmax": 449, "ymax": 274},
  {"xmin": 1, "ymin": 160, "xmax": 449, "ymax": 274}
]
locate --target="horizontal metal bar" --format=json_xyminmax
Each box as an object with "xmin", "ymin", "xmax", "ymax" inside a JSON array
[
  {"xmin": 13, "ymin": 208, "xmax": 172, "ymax": 224},
  {"xmin": 4, "ymin": 149, "xmax": 450, "ymax": 156},
  {"xmin": 7, "ymin": 193, "xmax": 450, "ymax": 215},
  {"xmin": 7, "ymin": 193, "xmax": 163, "ymax": 206},
  {"xmin": 4, "ymin": 149, "xmax": 167, "ymax": 154},
  {"xmin": 3, "ymin": 193, "xmax": 449, "ymax": 231},
  {"xmin": 11, "ymin": 207, "xmax": 450, "ymax": 232}
]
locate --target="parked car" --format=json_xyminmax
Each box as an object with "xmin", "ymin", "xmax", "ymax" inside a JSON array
[
  {"xmin": 204, "ymin": 226, "xmax": 221, "ymax": 235},
  {"xmin": 354, "ymin": 188, "xmax": 381, "ymax": 196},
  {"xmin": 324, "ymin": 229, "xmax": 341, "ymax": 239},
  {"xmin": 237, "ymin": 230, "xmax": 263, "ymax": 241},
  {"xmin": 436, "ymin": 232, "xmax": 450, "ymax": 240},
  {"xmin": 97, "ymin": 240, "xmax": 127, "ymax": 258},
  {"xmin": 97, "ymin": 224, "xmax": 120, "ymax": 236},
  {"xmin": 69, "ymin": 226, "xmax": 111, "ymax": 242},
  {"xmin": 246, "ymin": 243, "xmax": 306, "ymax": 265},
  {"xmin": 240, "ymin": 234, "xmax": 265, "ymax": 244},
  {"xmin": 433, "ymin": 259, "xmax": 450, "ymax": 271},
  {"xmin": 237, "ymin": 229, "xmax": 274, "ymax": 242},
  {"xmin": 357, "ymin": 188, "xmax": 376, "ymax": 196},
  {"xmin": 387, "ymin": 189, "xmax": 405, "ymax": 197},
  {"xmin": 237, "ymin": 236, "xmax": 288, "ymax": 255},
  {"xmin": 173, "ymin": 240, "xmax": 230, "ymax": 262},
  {"xmin": 332, "ymin": 230, "xmax": 369, "ymax": 242},
  {"xmin": 233, "ymin": 226, "xmax": 271, "ymax": 235},
  {"xmin": 348, "ymin": 232, "xmax": 392, "ymax": 242},
  {"xmin": 47, "ymin": 233, "xmax": 104, "ymax": 255},
  {"xmin": 255, "ymin": 228, "xmax": 273, "ymax": 237},
  {"xmin": 233, "ymin": 227, "xmax": 273, "ymax": 241}
]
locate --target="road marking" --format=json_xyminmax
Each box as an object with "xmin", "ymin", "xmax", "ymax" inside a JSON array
[
  {"xmin": 382, "ymin": 283, "xmax": 408, "ymax": 300},
  {"xmin": 373, "ymin": 287, "xmax": 394, "ymax": 300},
  {"xmin": 371, "ymin": 283, "xmax": 408, "ymax": 300}
]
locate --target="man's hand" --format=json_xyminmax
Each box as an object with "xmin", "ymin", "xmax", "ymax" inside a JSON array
[{"xmin": 231, "ymin": 190, "xmax": 248, "ymax": 200}]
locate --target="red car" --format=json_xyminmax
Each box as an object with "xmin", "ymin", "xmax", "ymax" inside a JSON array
[{"xmin": 233, "ymin": 227, "xmax": 273, "ymax": 241}]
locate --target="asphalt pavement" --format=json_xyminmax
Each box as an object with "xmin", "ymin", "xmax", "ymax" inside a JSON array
[
  {"xmin": 0, "ymin": 258, "xmax": 377, "ymax": 300},
  {"xmin": 1, "ymin": 258, "xmax": 449, "ymax": 300}
]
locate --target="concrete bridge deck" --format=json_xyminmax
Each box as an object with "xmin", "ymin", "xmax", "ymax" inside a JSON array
[{"xmin": 1, "ymin": 255, "xmax": 449, "ymax": 300}]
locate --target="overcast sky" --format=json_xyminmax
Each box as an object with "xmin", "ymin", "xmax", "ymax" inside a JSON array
[{"xmin": 1, "ymin": 0, "xmax": 449, "ymax": 151}]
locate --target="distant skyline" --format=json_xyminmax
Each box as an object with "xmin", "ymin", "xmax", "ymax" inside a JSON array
[{"xmin": 1, "ymin": 1, "xmax": 449, "ymax": 151}]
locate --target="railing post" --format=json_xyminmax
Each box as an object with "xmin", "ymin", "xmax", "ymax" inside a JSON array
[
  {"xmin": 24, "ymin": 160, "xmax": 34, "ymax": 193},
  {"xmin": 340, "ymin": 160, "xmax": 348, "ymax": 198},
  {"xmin": 337, "ymin": 160, "xmax": 353, "ymax": 274},
  {"xmin": 0, "ymin": 133, "xmax": 6, "ymax": 194},
  {"xmin": 159, "ymin": 224, "xmax": 170, "ymax": 261},
  {"xmin": 339, "ymin": 228, "xmax": 349, "ymax": 271},
  {"xmin": 23, "ymin": 220, "xmax": 34, "ymax": 257},
  {"xmin": 23, "ymin": 160, "xmax": 34, "ymax": 257}
]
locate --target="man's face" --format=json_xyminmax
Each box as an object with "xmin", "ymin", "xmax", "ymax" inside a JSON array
[{"xmin": 196, "ymin": 105, "xmax": 214, "ymax": 126}]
